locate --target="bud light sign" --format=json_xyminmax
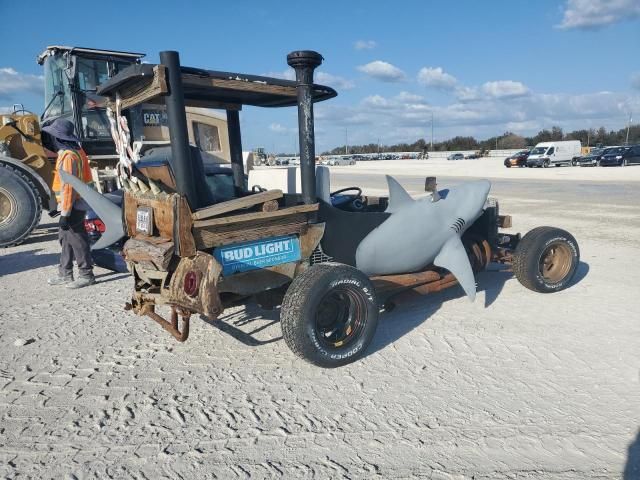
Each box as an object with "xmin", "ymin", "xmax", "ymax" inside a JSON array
[{"xmin": 213, "ymin": 235, "xmax": 301, "ymax": 276}]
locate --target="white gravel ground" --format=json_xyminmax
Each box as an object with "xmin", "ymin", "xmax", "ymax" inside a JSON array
[{"xmin": 1, "ymin": 159, "xmax": 639, "ymax": 479}]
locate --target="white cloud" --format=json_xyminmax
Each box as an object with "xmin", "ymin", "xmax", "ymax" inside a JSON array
[
  {"xmin": 357, "ymin": 61, "xmax": 405, "ymax": 82},
  {"xmin": 631, "ymin": 72, "xmax": 640, "ymax": 90},
  {"xmin": 558, "ymin": 0, "xmax": 640, "ymax": 29},
  {"xmin": 394, "ymin": 91, "xmax": 427, "ymax": 103},
  {"xmin": 482, "ymin": 80, "xmax": 530, "ymax": 98},
  {"xmin": 315, "ymin": 88, "xmax": 640, "ymax": 146},
  {"xmin": 315, "ymin": 72, "xmax": 355, "ymax": 90},
  {"xmin": 263, "ymin": 69, "xmax": 296, "ymax": 81},
  {"xmin": 354, "ymin": 40, "xmax": 377, "ymax": 50},
  {"xmin": 263, "ymin": 68, "xmax": 354, "ymax": 90},
  {"xmin": 269, "ymin": 123, "xmax": 289, "ymax": 134},
  {"xmin": 417, "ymin": 67, "xmax": 458, "ymax": 90},
  {"xmin": 0, "ymin": 68, "xmax": 44, "ymax": 100},
  {"xmin": 455, "ymin": 86, "xmax": 481, "ymax": 102}
]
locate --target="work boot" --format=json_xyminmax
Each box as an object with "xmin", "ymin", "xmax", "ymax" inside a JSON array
[
  {"xmin": 66, "ymin": 276, "xmax": 96, "ymax": 289},
  {"xmin": 48, "ymin": 274, "xmax": 74, "ymax": 286}
]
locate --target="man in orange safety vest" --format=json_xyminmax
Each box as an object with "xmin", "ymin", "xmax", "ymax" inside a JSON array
[{"xmin": 43, "ymin": 118, "xmax": 96, "ymax": 288}]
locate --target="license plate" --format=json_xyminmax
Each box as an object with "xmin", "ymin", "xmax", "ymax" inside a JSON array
[
  {"xmin": 136, "ymin": 207, "xmax": 153, "ymax": 235},
  {"xmin": 213, "ymin": 235, "xmax": 301, "ymax": 276}
]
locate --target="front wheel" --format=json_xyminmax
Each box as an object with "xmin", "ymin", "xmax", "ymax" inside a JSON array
[
  {"xmin": 543, "ymin": 159, "xmax": 550, "ymax": 168},
  {"xmin": 0, "ymin": 164, "xmax": 43, "ymax": 247},
  {"xmin": 512, "ymin": 227, "xmax": 580, "ymax": 293},
  {"xmin": 280, "ymin": 263, "xmax": 379, "ymax": 367}
]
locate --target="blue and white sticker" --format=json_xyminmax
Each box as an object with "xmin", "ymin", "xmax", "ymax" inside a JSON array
[{"xmin": 213, "ymin": 235, "xmax": 301, "ymax": 276}]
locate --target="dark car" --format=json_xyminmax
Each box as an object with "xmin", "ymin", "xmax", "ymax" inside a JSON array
[
  {"xmin": 504, "ymin": 150, "xmax": 530, "ymax": 168},
  {"xmin": 599, "ymin": 145, "xmax": 640, "ymax": 167},
  {"xmin": 86, "ymin": 146, "xmax": 237, "ymax": 272},
  {"xmin": 576, "ymin": 147, "xmax": 606, "ymax": 167}
]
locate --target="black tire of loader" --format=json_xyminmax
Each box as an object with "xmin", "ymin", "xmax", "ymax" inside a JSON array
[
  {"xmin": 512, "ymin": 226, "xmax": 580, "ymax": 293},
  {"xmin": 280, "ymin": 262, "xmax": 379, "ymax": 368},
  {"xmin": 0, "ymin": 164, "xmax": 42, "ymax": 248}
]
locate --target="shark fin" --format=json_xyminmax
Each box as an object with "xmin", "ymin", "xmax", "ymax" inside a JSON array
[
  {"xmin": 433, "ymin": 236, "xmax": 477, "ymax": 302},
  {"xmin": 59, "ymin": 170, "xmax": 125, "ymax": 251},
  {"xmin": 385, "ymin": 175, "xmax": 414, "ymax": 213}
]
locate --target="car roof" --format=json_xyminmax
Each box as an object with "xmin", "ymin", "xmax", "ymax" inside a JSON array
[{"xmin": 97, "ymin": 63, "xmax": 337, "ymax": 110}]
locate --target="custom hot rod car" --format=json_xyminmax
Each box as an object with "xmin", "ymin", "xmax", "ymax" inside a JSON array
[{"xmin": 65, "ymin": 50, "xmax": 581, "ymax": 367}]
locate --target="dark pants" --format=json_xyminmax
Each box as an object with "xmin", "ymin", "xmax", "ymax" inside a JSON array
[{"xmin": 58, "ymin": 209, "xmax": 94, "ymax": 279}]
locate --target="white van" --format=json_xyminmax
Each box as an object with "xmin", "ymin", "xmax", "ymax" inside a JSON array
[{"xmin": 526, "ymin": 141, "xmax": 581, "ymax": 168}]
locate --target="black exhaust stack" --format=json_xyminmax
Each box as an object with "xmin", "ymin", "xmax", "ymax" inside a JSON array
[
  {"xmin": 287, "ymin": 50, "xmax": 323, "ymax": 205},
  {"xmin": 160, "ymin": 50, "xmax": 199, "ymax": 209}
]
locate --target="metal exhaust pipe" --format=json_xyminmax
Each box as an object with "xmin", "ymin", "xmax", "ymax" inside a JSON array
[{"xmin": 287, "ymin": 50, "xmax": 323, "ymax": 206}]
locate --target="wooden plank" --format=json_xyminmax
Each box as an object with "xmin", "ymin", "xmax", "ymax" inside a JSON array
[
  {"xmin": 194, "ymin": 214, "xmax": 308, "ymax": 248},
  {"xmin": 124, "ymin": 191, "xmax": 176, "ymax": 239},
  {"xmin": 183, "ymin": 74, "xmax": 296, "ymax": 98},
  {"xmin": 118, "ymin": 65, "xmax": 168, "ymax": 110},
  {"xmin": 176, "ymin": 195, "xmax": 197, "ymax": 257},
  {"xmin": 193, "ymin": 203, "xmax": 317, "ymax": 228},
  {"xmin": 123, "ymin": 237, "xmax": 174, "ymax": 271},
  {"xmin": 192, "ymin": 190, "xmax": 284, "ymax": 220}
]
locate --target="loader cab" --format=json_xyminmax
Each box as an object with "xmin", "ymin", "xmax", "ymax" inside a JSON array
[{"xmin": 38, "ymin": 46, "xmax": 144, "ymax": 159}]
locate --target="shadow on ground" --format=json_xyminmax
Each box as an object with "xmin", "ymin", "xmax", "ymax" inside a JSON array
[
  {"xmin": 20, "ymin": 222, "xmax": 59, "ymax": 246},
  {"xmin": 0, "ymin": 249, "xmax": 59, "ymax": 276},
  {"xmin": 624, "ymin": 429, "xmax": 640, "ymax": 479},
  {"xmin": 198, "ymin": 261, "xmax": 590, "ymax": 356}
]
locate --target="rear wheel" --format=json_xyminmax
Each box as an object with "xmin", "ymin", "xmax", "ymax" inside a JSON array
[
  {"xmin": 280, "ymin": 263, "xmax": 379, "ymax": 367},
  {"xmin": 512, "ymin": 227, "xmax": 579, "ymax": 293},
  {"xmin": 0, "ymin": 164, "xmax": 42, "ymax": 248}
]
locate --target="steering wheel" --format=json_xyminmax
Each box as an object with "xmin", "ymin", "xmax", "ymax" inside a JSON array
[
  {"xmin": 330, "ymin": 187, "xmax": 364, "ymax": 211},
  {"xmin": 330, "ymin": 187, "xmax": 362, "ymax": 198}
]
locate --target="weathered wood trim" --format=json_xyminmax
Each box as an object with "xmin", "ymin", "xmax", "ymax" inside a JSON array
[
  {"xmin": 193, "ymin": 213, "xmax": 309, "ymax": 249},
  {"xmin": 117, "ymin": 65, "xmax": 169, "ymax": 110},
  {"xmin": 123, "ymin": 237, "xmax": 174, "ymax": 271},
  {"xmin": 193, "ymin": 203, "xmax": 317, "ymax": 228},
  {"xmin": 192, "ymin": 190, "xmax": 284, "ymax": 220}
]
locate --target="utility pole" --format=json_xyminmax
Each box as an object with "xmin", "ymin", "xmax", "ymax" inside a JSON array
[
  {"xmin": 377, "ymin": 137, "xmax": 380, "ymax": 155},
  {"xmin": 345, "ymin": 128, "xmax": 348, "ymax": 155},
  {"xmin": 430, "ymin": 112, "xmax": 434, "ymax": 150},
  {"xmin": 626, "ymin": 112, "xmax": 633, "ymax": 145}
]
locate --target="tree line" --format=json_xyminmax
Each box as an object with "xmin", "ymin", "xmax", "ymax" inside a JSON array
[{"xmin": 321, "ymin": 125, "xmax": 640, "ymax": 155}]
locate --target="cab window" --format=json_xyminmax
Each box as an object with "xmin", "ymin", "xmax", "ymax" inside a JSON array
[
  {"xmin": 546, "ymin": 147, "xmax": 555, "ymax": 155},
  {"xmin": 193, "ymin": 122, "xmax": 221, "ymax": 152}
]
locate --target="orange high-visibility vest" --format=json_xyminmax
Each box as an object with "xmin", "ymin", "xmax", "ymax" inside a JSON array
[{"xmin": 52, "ymin": 149, "xmax": 94, "ymax": 215}]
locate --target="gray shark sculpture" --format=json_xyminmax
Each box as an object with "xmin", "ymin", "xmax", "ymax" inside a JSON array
[
  {"xmin": 355, "ymin": 176, "xmax": 491, "ymax": 302},
  {"xmin": 59, "ymin": 170, "xmax": 125, "ymax": 251}
]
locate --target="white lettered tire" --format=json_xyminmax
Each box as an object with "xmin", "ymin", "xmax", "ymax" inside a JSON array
[{"xmin": 280, "ymin": 262, "xmax": 379, "ymax": 367}]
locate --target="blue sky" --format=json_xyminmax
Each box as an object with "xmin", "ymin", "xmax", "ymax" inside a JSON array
[{"xmin": 2, "ymin": 0, "xmax": 639, "ymax": 152}]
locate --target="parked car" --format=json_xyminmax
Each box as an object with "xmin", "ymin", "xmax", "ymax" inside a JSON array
[
  {"xmin": 447, "ymin": 153, "xmax": 464, "ymax": 161},
  {"xmin": 504, "ymin": 150, "xmax": 530, "ymax": 168},
  {"xmin": 599, "ymin": 145, "xmax": 640, "ymax": 167},
  {"xmin": 525, "ymin": 141, "xmax": 582, "ymax": 168},
  {"xmin": 576, "ymin": 147, "xmax": 607, "ymax": 167},
  {"xmin": 323, "ymin": 156, "xmax": 356, "ymax": 166},
  {"xmin": 465, "ymin": 153, "xmax": 481, "ymax": 159}
]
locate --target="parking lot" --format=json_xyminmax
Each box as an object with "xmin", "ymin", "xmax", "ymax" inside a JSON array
[{"xmin": 1, "ymin": 158, "xmax": 640, "ymax": 478}]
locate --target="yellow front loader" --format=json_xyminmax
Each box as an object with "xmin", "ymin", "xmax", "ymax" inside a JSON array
[{"xmin": 0, "ymin": 107, "xmax": 57, "ymax": 247}]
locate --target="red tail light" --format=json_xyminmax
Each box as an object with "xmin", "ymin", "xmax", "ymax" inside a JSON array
[
  {"xmin": 84, "ymin": 219, "xmax": 106, "ymax": 233},
  {"xmin": 184, "ymin": 271, "xmax": 199, "ymax": 297}
]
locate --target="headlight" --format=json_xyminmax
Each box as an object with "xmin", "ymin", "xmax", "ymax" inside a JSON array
[{"xmin": 615, "ymin": 155, "xmax": 623, "ymax": 160}]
